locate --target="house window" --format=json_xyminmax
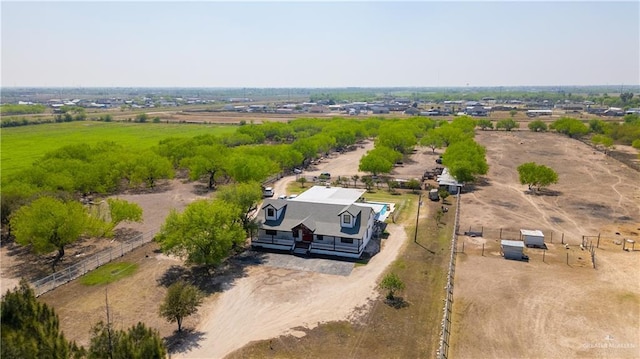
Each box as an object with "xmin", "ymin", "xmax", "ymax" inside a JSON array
[
  {"xmin": 342, "ymin": 214, "xmax": 351, "ymax": 224},
  {"xmin": 267, "ymin": 208, "xmax": 275, "ymax": 217},
  {"xmin": 293, "ymin": 229, "xmax": 299, "ymax": 238},
  {"xmin": 341, "ymin": 237, "xmax": 353, "ymax": 244},
  {"xmin": 266, "ymin": 230, "xmax": 277, "ymax": 236},
  {"xmin": 316, "ymin": 235, "xmax": 324, "ymax": 241}
]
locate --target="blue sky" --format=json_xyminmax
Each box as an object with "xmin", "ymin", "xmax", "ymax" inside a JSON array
[{"xmin": 1, "ymin": 1, "xmax": 638, "ymax": 87}]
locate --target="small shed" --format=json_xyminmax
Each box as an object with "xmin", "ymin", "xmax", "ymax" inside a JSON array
[
  {"xmin": 520, "ymin": 229, "xmax": 545, "ymax": 247},
  {"xmin": 501, "ymin": 240, "xmax": 525, "ymax": 260}
]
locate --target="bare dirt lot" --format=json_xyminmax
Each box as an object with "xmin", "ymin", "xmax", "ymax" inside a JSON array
[{"xmin": 451, "ymin": 130, "xmax": 640, "ymax": 359}]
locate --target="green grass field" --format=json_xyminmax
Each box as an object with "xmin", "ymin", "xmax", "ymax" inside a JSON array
[
  {"xmin": 0, "ymin": 121, "xmax": 237, "ymax": 181},
  {"xmin": 79, "ymin": 262, "xmax": 139, "ymax": 286}
]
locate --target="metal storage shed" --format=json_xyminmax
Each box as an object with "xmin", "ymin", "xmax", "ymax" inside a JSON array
[
  {"xmin": 501, "ymin": 240, "xmax": 525, "ymax": 260},
  {"xmin": 520, "ymin": 229, "xmax": 545, "ymax": 247}
]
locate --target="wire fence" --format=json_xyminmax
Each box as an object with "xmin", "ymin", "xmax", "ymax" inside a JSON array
[
  {"xmin": 437, "ymin": 190, "xmax": 461, "ymax": 359},
  {"xmin": 459, "ymin": 226, "xmax": 575, "ymax": 245},
  {"xmin": 32, "ymin": 229, "xmax": 157, "ymax": 297}
]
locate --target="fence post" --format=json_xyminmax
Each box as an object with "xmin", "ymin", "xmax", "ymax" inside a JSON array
[
  {"xmin": 482, "ymin": 243, "xmax": 485, "ymax": 256},
  {"xmin": 550, "ymin": 231, "xmax": 553, "ymax": 243},
  {"xmin": 562, "ymin": 233, "xmax": 565, "ymax": 244},
  {"xmin": 597, "ymin": 233, "xmax": 600, "ymax": 248},
  {"xmin": 543, "ymin": 250, "xmax": 546, "ymax": 263},
  {"xmin": 499, "ymin": 228, "xmax": 503, "ymax": 239},
  {"xmin": 566, "ymin": 252, "xmax": 569, "ymax": 265}
]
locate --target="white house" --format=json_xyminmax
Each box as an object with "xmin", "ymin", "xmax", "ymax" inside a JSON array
[
  {"xmin": 520, "ymin": 229, "xmax": 545, "ymax": 248},
  {"xmin": 253, "ymin": 186, "xmax": 386, "ymax": 259}
]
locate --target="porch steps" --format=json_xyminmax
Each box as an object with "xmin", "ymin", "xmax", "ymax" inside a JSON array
[{"xmin": 292, "ymin": 241, "xmax": 310, "ymax": 255}]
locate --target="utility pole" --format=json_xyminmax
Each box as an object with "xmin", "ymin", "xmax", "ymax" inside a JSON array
[{"xmin": 414, "ymin": 194, "xmax": 422, "ymax": 243}]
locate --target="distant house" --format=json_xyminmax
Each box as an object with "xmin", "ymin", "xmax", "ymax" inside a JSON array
[
  {"xmin": 526, "ymin": 109, "xmax": 553, "ymax": 117},
  {"xmin": 253, "ymin": 186, "xmax": 390, "ymax": 259},
  {"xmin": 626, "ymin": 108, "xmax": 640, "ymax": 115},
  {"xmin": 465, "ymin": 105, "xmax": 489, "ymax": 116},
  {"xmin": 370, "ymin": 106, "xmax": 390, "ymax": 114},
  {"xmin": 404, "ymin": 107, "xmax": 420, "ymax": 115},
  {"xmin": 604, "ymin": 107, "xmax": 624, "ymax": 116}
]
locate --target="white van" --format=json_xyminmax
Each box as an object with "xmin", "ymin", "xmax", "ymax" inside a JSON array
[
  {"xmin": 429, "ymin": 189, "xmax": 439, "ymax": 201},
  {"xmin": 263, "ymin": 187, "xmax": 274, "ymax": 197}
]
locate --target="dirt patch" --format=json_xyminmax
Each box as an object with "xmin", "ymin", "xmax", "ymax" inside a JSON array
[{"xmin": 451, "ymin": 131, "xmax": 640, "ymax": 359}]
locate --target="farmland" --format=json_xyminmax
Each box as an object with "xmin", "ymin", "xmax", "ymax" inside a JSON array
[{"xmin": 0, "ymin": 121, "xmax": 237, "ymax": 181}]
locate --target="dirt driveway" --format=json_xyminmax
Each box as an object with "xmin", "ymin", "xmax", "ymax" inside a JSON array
[{"xmin": 451, "ymin": 131, "xmax": 640, "ymax": 359}]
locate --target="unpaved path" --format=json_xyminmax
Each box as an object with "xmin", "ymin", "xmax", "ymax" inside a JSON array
[{"xmin": 177, "ymin": 223, "xmax": 407, "ymax": 359}]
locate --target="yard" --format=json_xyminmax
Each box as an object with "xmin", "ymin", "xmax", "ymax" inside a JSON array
[{"xmin": 451, "ymin": 130, "xmax": 640, "ymax": 358}]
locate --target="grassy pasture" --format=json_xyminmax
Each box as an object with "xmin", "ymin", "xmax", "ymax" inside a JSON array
[
  {"xmin": 0, "ymin": 121, "xmax": 237, "ymax": 181},
  {"xmin": 79, "ymin": 262, "xmax": 139, "ymax": 286}
]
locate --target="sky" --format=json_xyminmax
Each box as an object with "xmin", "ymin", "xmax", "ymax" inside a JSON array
[{"xmin": 1, "ymin": 1, "xmax": 639, "ymax": 88}]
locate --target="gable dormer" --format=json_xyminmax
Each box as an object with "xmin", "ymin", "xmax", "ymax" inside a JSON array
[
  {"xmin": 263, "ymin": 202, "xmax": 286, "ymax": 221},
  {"xmin": 339, "ymin": 205, "xmax": 361, "ymax": 229}
]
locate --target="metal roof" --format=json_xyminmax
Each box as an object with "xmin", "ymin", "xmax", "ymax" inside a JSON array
[
  {"xmin": 520, "ymin": 229, "xmax": 544, "ymax": 237},
  {"xmin": 501, "ymin": 240, "xmax": 525, "ymax": 248},
  {"xmin": 289, "ymin": 186, "xmax": 365, "ymax": 205}
]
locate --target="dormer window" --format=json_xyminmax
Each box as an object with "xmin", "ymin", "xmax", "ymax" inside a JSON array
[
  {"xmin": 342, "ymin": 213, "xmax": 351, "ymax": 224},
  {"xmin": 265, "ymin": 206, "xmax": 277, "ymax": 220}
]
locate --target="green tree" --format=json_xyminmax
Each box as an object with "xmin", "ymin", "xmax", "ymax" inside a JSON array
[
  {"xmin": 359, "ymin": 152, "xmax": 393, "ymax": 176},
  {"xmin": 438, "ymin": 188, "xmax": 450, "ymax": 203},
  {"xmin": 135, "ymin": 113, "xmax": 148, "ymax": 123},
  {"xmin": 10, "ymin": 197, "xmax": 106, "ymax": 272},
  {"xmin": 379, "ymin": 272, "xmax": 405, "ymax": 300},
  {"xmin": 406, "ymin": 178, "xmax": 422, "ymax": 193},
  {"xmin": 591, "ymin": 134, "xmax": 614, "ymax": 154},
  {"xmin": 442, "ymin": 139, "xmax": 489, "ymax": 183},
  {"xmin": 128, "ymin": 151, "xmax": 174, "ymax": 189},
  {"xmin": 620, "ymin": 92, "xmax": 634, "ymax": 103},
  {"xmin": 509, "ymin": 109, "xmax": 518, "ymax": 118},
  {"xmin": 297, "ymin": 176, "xmax": 307, "ymax": 188},
  {"xmin": 155, "ymin": 199, "xmax": 245, "ymax": 267},
  {"xmin": 89, "ymin": 321, "xmax": 166, "ymax": 359},
  {"xmin": 517, "ymin": 162, "xmax": 559, "ymax": 191},
  {"xmin": 181, "ymin": 144, "xmax": 229, "ymax": 190},
  {"xmin": 225, "ymin": 152, "xmax": 279, "ymax": 183},
  {"xmin": 476, "ymin": 119, "xmax": 494, "ymax": 130},
  {"xmin": 159, "ymin": 281, "xmax": 204, "ymax": 332},
  {"xmin": 351, "ymin": 174, "xmax": 360, "ymax": 188},
  {"xmin": 588, "ymin": 119, "xmax": 608, "ymax": 134},
  {"xmin": 496, "ymin": 118, "xmax": 519, "ymax": 131},
  {"xmin": 100, "ymin": 198, "xmax": 143, "ymax": 236},
  {"xmin": 1, "ymin": 279, "xmax": 85, "ymax": 359},
  {"xmin": 217, "ymin": 182, "xmax": 263, "ymax": 233},
  {"xmin": 377, "ymin": 124, "xmax": 417, "ymax": 154},
  {"xmin": 528, "ymin": 120, "xmax": 548, "ymax": 132},
  {"xmin": 550, "ymin": 117, "xmax": 589, "ymax": 138},
  {"xmin": 420, "ymin": 129, "xmax": 445, "ymax": 153}
]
